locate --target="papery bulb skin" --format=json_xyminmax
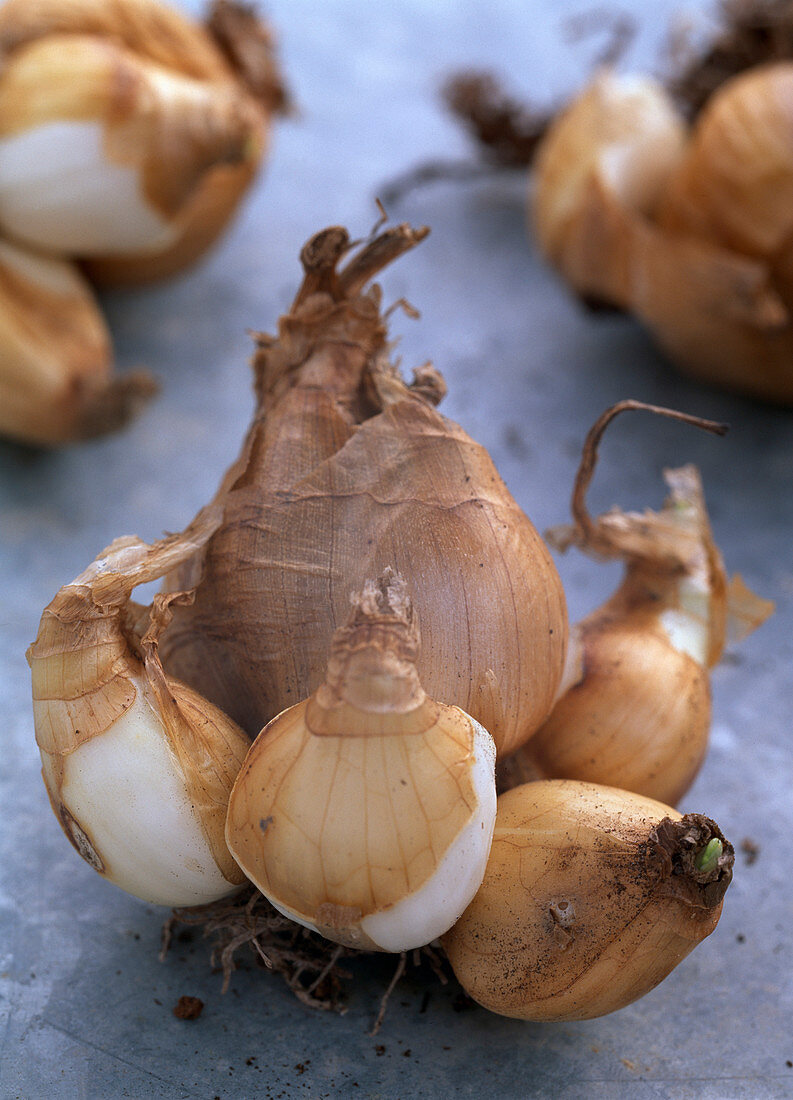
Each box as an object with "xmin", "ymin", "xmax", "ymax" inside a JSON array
[
  {"xmin": 660, "ymin": 63, "xmax": 793, "ymax": 266},
  {"xmin": 528, "ymin": 462, "xmax": 722, "ymax": 805},
  {"xmin": 27, "ymin": 512, "xmax": 251, "ymax": 906},
  {"xmin": 225, "ymin": 572, "xmax": 498, "ymax": 952},
  {"xmin": 509, "ymin": 444, "xmax": 772, "ymax": 806},
  {"xmin": 527, "ymin": 602, "xmax": 712, "ymax": 806},
  {"xmin": 659, "ymin": 60, "xmax": 793, "ymax": 372},
  {"xmin": 0, "ymin": 237, "xmax": 156, "ymax": 444},
  {"xmin": 533, "ymin": 69, "xmax": 687, "ymax": 299},
  {"xmin": 441, "ymin": 779, "xmax": 734, "ymax": 1021},
  {"xmin": 0, "ymin": 0, "xmax": 284, "ymax": 284},
  {"xmin": 161, "ymin": 224, "xmax": 568, "ymax": 756}
]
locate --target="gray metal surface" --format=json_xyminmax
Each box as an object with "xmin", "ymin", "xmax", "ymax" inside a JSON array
[{"xmin": 1, "ymin": 1, "xmax": 791, "ymax": 1097}]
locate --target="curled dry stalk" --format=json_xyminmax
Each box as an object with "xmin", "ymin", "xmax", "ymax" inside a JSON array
[
  {"xmin": 561, "ymin": 398, "xmax": 729, "ymax": 558},
  {"xmin": 498, "ymin": 399, "xmax": 773, "ymax": 807}
]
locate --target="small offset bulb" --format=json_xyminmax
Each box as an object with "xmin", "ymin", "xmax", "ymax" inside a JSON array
[
  {"xmin": 27, "ymin": 511, "xmax": 251, "ymax": 907},
  {"xmin": 225, "ymin": 570, "xmax": 498, "ymax": 953},
  {"xmin": 442, "ymin": 779, "xmax": 734, "ymax": 1021},
  {"xmin": 0, "ymin": 237, "xmax": 156, "ymax": 445},
  {"xmin": 508, "ymin": 401, "xmax": 773, "ymax": 806}
]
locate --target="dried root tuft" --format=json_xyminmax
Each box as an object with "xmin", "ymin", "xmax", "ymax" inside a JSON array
[{"xmin": 161, "ymin": 887, "xmax": 451, "ymax": 1031}]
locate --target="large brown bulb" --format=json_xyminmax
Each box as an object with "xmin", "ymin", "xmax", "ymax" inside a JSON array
[{"xmin": 161, "ymin": 224, "xmax": 567, "ymax": 756}]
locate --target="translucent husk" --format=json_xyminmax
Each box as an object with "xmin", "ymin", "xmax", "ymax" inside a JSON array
[
  {"xmin": 27, "ymin": 506, "xmax": 251, "ymax": 905},
  {"xmin": 225, "ymin": 571, "xmax": 497, "ymax": 953},
  {"xmin": 159, "ymin": 222, "xmax": 568, "ymax": 757},
  {"xmin": 502, "ymin": 401, "xmax": 774, "ymax": 805},
  {"xmin": 0, "ymin": 238, "xmax": 156, "ymax": 445},
  {"xmin": 441, "ymin": 779, "xmax": 734, "ymax": 1021}
]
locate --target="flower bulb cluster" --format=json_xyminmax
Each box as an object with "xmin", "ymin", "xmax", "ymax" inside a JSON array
[{"xmin": 0, "ymin": 0, "xmax": 284, "ymax": 444}]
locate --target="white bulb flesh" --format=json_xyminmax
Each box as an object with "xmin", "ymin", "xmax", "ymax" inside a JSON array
[
  {"xmin": 660, "ymin": 574, "xmax": 712, "ymax": 666},
  {"xmin": 0, "ymin": 237, "xmax": 89, "ymax": 295},
  {"xmin": 596, "ymin": 76, "xmax": 687, "ymax": 215},
  {"xmin": 0, "ymin": 121, "xmax": 176, "ymax": 255},
  {"xmin": 41, "ymin": 682, "xmax": 236, "ymax": 907},
  {"xmin": 264, "ymin": 719, "xmax": 497, "ymax": 951}
]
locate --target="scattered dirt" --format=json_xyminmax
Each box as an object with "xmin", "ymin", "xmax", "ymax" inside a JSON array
[
  {"xmin": 740, "ymin": 837, "xmax": 760, "ymax": 865},
  {"xmin": 173, "ymin": 995, "xmax": 204, "ymax": 1020}
]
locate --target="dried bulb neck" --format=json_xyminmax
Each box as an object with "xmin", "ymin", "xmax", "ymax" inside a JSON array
[
  {"xmin": 645, "ymin": 814, "xmax": 734, "ymax": 909},
  {"xmin": 553, "ymin": 403, "xmax": 729, "ymax": 666},
  {"xmin": 251, "ymin": 223, "xmax": 434, "ymax": 414},
  {"xmin": 294, "ymin": 223, "xmax": 430, "ymax": 309},
  {"xmin": 206, "ymin": 0, "xmax": 288, "ymax": 113},
  {"xmin": 309, "ymin": 572, "xmax": 434, "ymax": 734}
]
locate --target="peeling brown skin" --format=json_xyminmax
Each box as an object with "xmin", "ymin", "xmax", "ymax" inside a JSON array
[
  {"xmin": 161, "ymin": 224, "xmax": 568, "ymax": 757},
  {"xmin": 442, "ymin": 780, "xmax": 733, "ymax": 1021}
]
